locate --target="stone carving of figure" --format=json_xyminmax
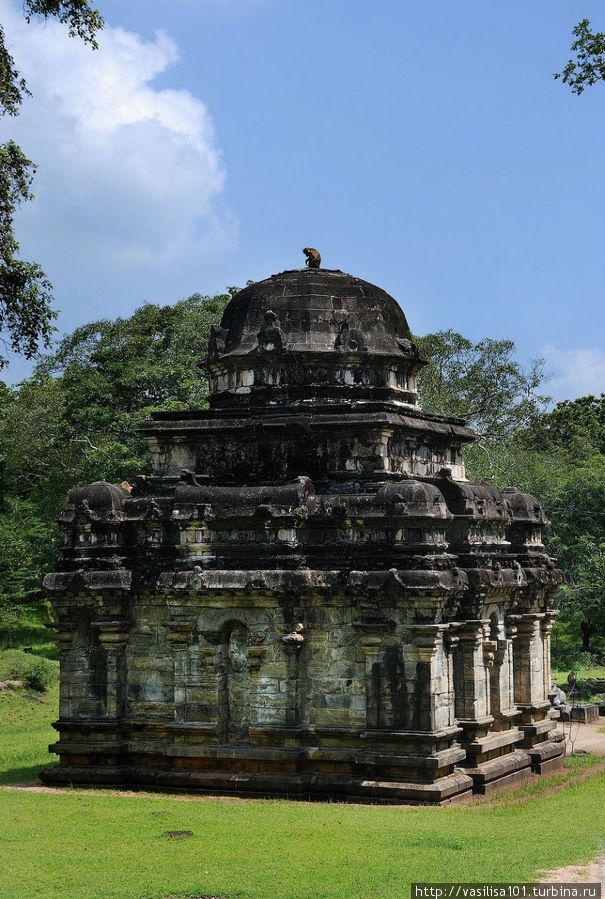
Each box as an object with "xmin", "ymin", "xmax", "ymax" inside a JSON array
[
  {"xmin": 257, "ymin": 310, "xmax": 284, "ymax": 353},
  {"xmin": 334, "ymin": 311, "xmax": 367, "ymax": 353},
  {"xmin": 208, "ymin": 324, "xmax": 229, "ymax": 361}
]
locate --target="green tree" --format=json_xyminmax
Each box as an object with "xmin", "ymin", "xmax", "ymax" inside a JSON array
[
  {"xmin": 522, "ymin": 394, "xmax": 605, "ymax": 457},
  {"xmin": 554, "ymin": 19, "xmax": 605, "ymax": 95},
  {"xmin": 415, "ymin": 330, "xmax": 549, "ymax": 472},
  {"xmin": 556, "ymin": 537, "xmax": 605, "ymax": 651},
  {"xmin": 0, "ymin": 1, "xmax": 104, "ymax": 367},
  {"xmin": 0, "ymin": 289, "xmax": 232, "ymax": 608}
]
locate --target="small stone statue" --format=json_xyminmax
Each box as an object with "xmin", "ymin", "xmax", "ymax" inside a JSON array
[
  {"xmin": 257, "ymin": 309, "xmax": 284, "ymax": 353},
  {"xmin": 303, "ymin": 247, "xmax": 321, "ymax": 268}
]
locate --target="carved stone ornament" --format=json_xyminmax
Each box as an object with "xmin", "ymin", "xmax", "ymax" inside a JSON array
[
  {"xmin": 208, "ymin": 324, "xmax": 229, "ymax": 361},
  {"xmin": 256, "ymin": 309, "xmax": 284, "ymax": 353}
]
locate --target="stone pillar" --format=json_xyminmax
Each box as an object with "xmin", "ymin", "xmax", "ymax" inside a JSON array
[
  {"xmin": 453, "ymin": 620, "xmax": 492, "ymax": 728},
  {"xmin": 489, "ymin": 618, "xmax": 521, "ymax": 732},
  {"xmin": 402, "ymin": 624, "xmax": 451, "ymax": 732},
  {"xmin": 95, "ymin": 620, "xmax": 130, "ymax": 719},
  {"xmin": 454, "ymin": 619, "xmax": 528, "ymax": 793},
  {"xmin": 281, "ymin": 629, "xmax": 303, "ymax": 727},
  {"xmin": 356, "ymin": 630, "xmax": 383, "ymax": 729},
  {"xmin": 165, "ymin": 619, "xmax": 195, "ymax": 722},
  {"xmin": 50, "ymin": 622, "xmax": 76, "ymax": 720},
  {"xmin": 513, "ymin": 613, "xmax": 545, "ymax": 706},
  {"xmin": 541, "ymin": 611, "xmax": 558, "ymax": 700},
  {"xmin": 511, "ymin": 612, "xmax": 562, "ymax": 772}
]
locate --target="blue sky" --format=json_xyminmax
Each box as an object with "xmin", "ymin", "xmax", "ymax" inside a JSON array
[{"xmin": 1, "ymin": 0, "xmax": 604, "ymax": 399}]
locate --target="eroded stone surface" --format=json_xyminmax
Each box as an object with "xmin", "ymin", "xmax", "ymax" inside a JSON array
[{"xmin": 41, "ymin": 267, "xmax": 564, "ymax": 802}]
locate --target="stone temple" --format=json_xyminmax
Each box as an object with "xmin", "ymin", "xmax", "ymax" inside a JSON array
[{"xmin": 41, "ymin": 264, "xmax": 564, "ymax": 803}]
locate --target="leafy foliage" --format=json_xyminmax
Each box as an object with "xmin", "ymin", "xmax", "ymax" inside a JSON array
[
  {"xmin": 415, "ymin": 329, "xmax": 549, "ymax": 446},
  {"xmin": 0, "ymin": 141, "xmax": 56, "ymax": 367},
  {"xmin": 0, "ymin": 1, "xmax": 104, "ymax": 366},
  {"xmin": 556, "ymin": 537, "xmax": 605, "ymax": 650},
  {"xmin": 0, "ymin": 289, "xmax": 232, "ymax": 610},
  {"xmin": 0, "ymin": 26, "xmax": 30, "ymax": 116},
  {"xmin": 555, "ymin": 19, "xmax": 605, "ymax": 95},
  {"xmin": 0, "ymin": 498, "xmax": 60, "ymax": 605},
  {"xmin": 522, "ymin": 394, "xmax": 605, "ymax": 456},
  {"xmin": 22, "ymin": 1, "xmax": 104, "ymax": 48}
]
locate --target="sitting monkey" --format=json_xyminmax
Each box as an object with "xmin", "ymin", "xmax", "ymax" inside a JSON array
[{"xmin": 303, "ymin": 247, "xmax": 321, "ymax": 268}]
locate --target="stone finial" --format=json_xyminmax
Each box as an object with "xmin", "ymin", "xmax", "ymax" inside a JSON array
[{"xmin": 303, "ymin": 247, "xmax": 321, "ymax": 269}]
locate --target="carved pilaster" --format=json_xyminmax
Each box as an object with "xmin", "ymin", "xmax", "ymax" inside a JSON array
[
  {"xmin": 541, "ymin": 610, "xmax": 559, "ymax": 699},
  {"xmin": 165, "ymin": 619, "xmax": 195, "ymax": 722},
  {"xmin": 512, "ymin": 613, "xmax": 545, "ymax": 706},
  {"xmin": 402, "ymin": 624, "xmax": 450, "ymax": 731},
  {"xmin": 355, "ymin": 629, "xmax": 383, "ymax": 729},
  {"xmin": 94, "ymin": 620, "xmax": 130, "ymax": 720},
  {"xmin": 511, "ymin": 612, "xmax": 555, "ymax": 752},
  {"xmin": 281, "ymin": 625, "xmax": 304, "ymax": 726},
  {"xmin": 489, "ymin": 619, "xmax": 520, "ymax": 730},
  {"xmin": 453, "ymin": 620, "xmax": 491, "ymax": 723},
  {"xmin": 48, "ymin": 622, "xmax": 76, "ymax": 719}
]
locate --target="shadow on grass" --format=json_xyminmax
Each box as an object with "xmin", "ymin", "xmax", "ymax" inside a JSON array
[{"xmin": 0, "ymin": 762, "xmax": 57, "ymax": 786}]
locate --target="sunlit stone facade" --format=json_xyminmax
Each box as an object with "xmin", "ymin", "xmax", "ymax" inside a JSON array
[{"xmin": 42, "ymin": 267, "xmax": 564, "ymax": 802}]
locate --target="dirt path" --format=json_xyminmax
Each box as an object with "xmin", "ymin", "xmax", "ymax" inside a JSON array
[
  {"xmin": 538, "ymin": 855, "xmax": 604, "ymax": 883},
  {"xmin": 561, "ymin": 721, "xmax": 605, "ymax": 756}
]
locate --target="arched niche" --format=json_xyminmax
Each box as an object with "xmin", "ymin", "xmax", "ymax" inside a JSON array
[{"xmin": 216, "ymin": 620, "xmax": 250, "ymax": 742}]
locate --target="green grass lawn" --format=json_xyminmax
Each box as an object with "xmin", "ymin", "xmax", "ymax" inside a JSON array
[
  {"xmin": 0, "ymin": 765, "xmax": 604, "ymax": 899},
  {"xmin": 1, "ymin": 682, "xmax": 604, "ymax": 899},
  {"xmin": 0, "ymin": 679, "xmax": 59, "ymax": 784}
]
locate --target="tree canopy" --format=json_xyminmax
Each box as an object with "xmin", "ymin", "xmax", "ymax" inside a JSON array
[
  {"xmin": 0, "ymin": 1, "xmax": 104, "ymax": 367},
  {"xmin": 555, "ymin": 18, "xmax": 605, "ymax": 94}
]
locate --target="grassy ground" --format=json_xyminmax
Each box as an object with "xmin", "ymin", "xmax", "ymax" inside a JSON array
[
  {"xmin": 1, "ymin": 684, "xmax": 604, "ymax": 899},
  {"xmin": 0, "ymin": 762, "xmax": 604, "ymax": 899},
  {"xmin": 1, "ymin": 614, "xmax": 604, "ymax": 899},
  {"xmin": 0, "ymin": 680, "xmax": 59, "ymax": 784},
  {"xmin": 0, "ymin": 602, "xmax": 58, "ymax": 660}
]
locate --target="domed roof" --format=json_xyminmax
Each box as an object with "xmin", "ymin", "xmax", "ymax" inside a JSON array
[
  {"xmin": 60, "ymin": 481, "xmax": 130, "ymax": 522},
  {"xmin": 377, "ymin": 480, "xmax": 451, "ymax": 519},
  {"xmin": 207, "ymin": 267, "xmax": 426, "ymax": 409},
  {"xmin": 213, "ymin": 268, "xmax": 413, "ymax": 360}
]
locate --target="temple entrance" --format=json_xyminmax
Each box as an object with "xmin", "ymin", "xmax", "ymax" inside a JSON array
[{"xmin": 217, "ymin": 621, "xmax": 250, "ymax": 742}]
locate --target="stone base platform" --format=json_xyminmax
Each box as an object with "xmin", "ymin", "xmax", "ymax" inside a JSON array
[
  {"xmin": 527, "ymin": 740, "xmax": 565, "ymax": 774},
  {"xmin": 40, "ymin": 763, "xmax": 474, "ymax": 805},
  {"xmin": 462, "ymin": 749, "xmax": 532, "ymax": 795}
]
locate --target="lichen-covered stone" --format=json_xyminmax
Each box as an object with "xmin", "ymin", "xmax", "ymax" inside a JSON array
[{"xmin": 41, "ymin": 267, "xmax": 564, "ymax": 803}]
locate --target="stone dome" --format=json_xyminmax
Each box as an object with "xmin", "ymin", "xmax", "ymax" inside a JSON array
[
  {"xmin": 207, "ymin": 267, "xmax": 426, "ymax": 409},
  {"xmin": 60, "ymin": 481, "xmax": 129, "ymax": 523}
]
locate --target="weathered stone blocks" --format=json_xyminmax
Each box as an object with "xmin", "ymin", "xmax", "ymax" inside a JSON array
[{"xmin": 42, "ymin": 267, "xmax": 564, "ymax": 802}]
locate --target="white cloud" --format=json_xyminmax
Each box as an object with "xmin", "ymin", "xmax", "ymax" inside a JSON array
[
  {"xmin": 1, "ymin": 0, "xmax": 237, "ymax": 266},
  {"xmin": 542, "ymin": 343, "xmax": 605, "ymax": 402}
]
